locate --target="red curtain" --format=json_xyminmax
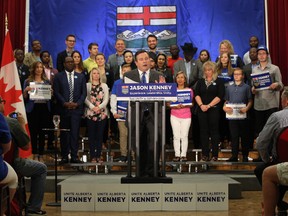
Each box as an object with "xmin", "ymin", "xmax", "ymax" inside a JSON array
[
  {"xmin": 267, "ymin": 0, "xmax": 288, "ymax": 85},
  {"xmin": 0, "ymin": 0, "xmax": 26, "ymax": 63}
]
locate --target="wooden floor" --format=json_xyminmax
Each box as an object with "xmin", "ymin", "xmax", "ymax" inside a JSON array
[{"xmin": 42, "ymin": 191, "xmax": 264, "ymax": 216}]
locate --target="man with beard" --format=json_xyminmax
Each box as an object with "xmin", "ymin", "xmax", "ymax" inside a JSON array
[{"xmin": 147, "ymin": 35, "xmax": 161, "ymax": 55}]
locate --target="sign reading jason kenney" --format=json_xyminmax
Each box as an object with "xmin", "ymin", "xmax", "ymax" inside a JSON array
[{"xmin": 116, "ymin": 83, "xmax": 177, "ymax": 101}]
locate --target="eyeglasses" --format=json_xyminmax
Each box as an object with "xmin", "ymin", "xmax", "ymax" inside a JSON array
[
  {"xmin": 67, "ymin": 40, "xmax": 76, "ymax": 43},
  {"xmin": 0, "ymin": 99, "xmax": 6, "ymax": 104}
]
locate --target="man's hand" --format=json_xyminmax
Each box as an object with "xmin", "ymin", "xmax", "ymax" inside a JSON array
[
  {"xmin": 223, "ymin": 107, "xmax": 233, "ymax": 115},
  {"xmin": 155, "ymin": 75, "xmax": 166, "ymax": 83},
  {"xmin": 16, "ymin": 113, "xmax": 26, "ymax": 125},
  {"xmin": 64, "ymin": 102, "xmax": 78, "ymax": 109},
  {"xmin": 269, "ymin": 83, "xmax": 278, "ymax": 90}
]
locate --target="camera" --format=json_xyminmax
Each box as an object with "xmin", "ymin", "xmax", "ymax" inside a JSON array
[{"xmin": 9, "ymin": 112, "xmax": 18, "ymax": 119}]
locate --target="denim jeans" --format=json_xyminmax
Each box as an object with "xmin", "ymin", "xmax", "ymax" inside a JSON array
[{"xmin": 13, "ymin": 158, "xmax": 47, "ymax": 211}]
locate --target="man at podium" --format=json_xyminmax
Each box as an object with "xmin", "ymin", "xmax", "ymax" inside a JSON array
[{"xmin": 124, "ymin": 50, "xmax": 165, "ymax": 178}]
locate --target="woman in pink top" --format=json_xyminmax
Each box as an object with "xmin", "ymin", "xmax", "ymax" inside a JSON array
[{"xmin": 169, "ymin": 71, "xmax": 193, "ymax": 162}]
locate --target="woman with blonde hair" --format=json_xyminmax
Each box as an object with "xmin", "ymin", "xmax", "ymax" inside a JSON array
[
  {"xmin": 216, "ymin": 39, "xmax": 244, "ymax": 68},
  {"xmin": 195, "ymin": 61, "xmax": 225, "ymax": 161},
  {"xmin": 85, "ymin": 68, "xmax": 109, "ymax": 163}
]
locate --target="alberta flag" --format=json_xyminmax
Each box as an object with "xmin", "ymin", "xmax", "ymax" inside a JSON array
[{"xmin": 116, "ymin": 5, "xmax": 177, "ymax": 54}]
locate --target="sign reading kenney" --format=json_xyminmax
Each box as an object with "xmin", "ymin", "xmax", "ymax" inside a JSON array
[
  {"xmin": 251, "ymin": 71, "xmax": 272, "ymax": 91},
  {"xmin": 116, "ymin": 83, "xmax": 177, "ymax": 101},
  {"xmin": 170, "ymin": 89, "xmax": 193, "ymax": 107}
]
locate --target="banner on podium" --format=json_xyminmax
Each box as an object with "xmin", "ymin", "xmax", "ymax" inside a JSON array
[{"xmin": 116, "ymin": 83, "xmax": 177, "ymax": 101}]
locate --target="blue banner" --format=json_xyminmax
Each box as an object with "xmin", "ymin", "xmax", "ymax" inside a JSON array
[
  {"xmin": 28, "ymin": 0, "xmax": 265, "ymax": 64},
  {"xmin": 116, "ymin": 83, "xmax": 177, "ymax": 101}
]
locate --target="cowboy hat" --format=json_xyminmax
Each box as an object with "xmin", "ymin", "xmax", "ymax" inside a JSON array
[{"xmin": 181, "ymin": 43, "xmax": 198, "ymax": 54}]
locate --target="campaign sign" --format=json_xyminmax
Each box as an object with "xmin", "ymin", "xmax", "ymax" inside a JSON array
[
  {"xmin": 116, "ymin": 83, "xmax": 177, "ymax": 101},
  {"xmin": 116, "ymin": 105, "xmax": 127, "ymax": 122},
  {"xmin": 170, "ymin": 89, "xmax": 193, "ymax": 107},
  {"xmin": 129, "ymin": 184, "xmax": 162, "ymax": 211},
  {"xmin": 61, "ymin": 183, "xmax": 94, "ymax": 211},
  {"xmin": 196, "ymin": 183, "xmax": 228, "ymax": 211},
  {"xmin": 29, "ymin": 82, "xmax": 51, "ymax": 100},
  {"xmin": 162, "ymin": 184, "xmax": 196, "ymax": 211},
  {"xmin": 225, "ymin": 103, "xmax": 247, "ymax": 120},
  {"xmin": 251, "ymin": 71, "xmax": 272, "ymax": 90},
  {"xmin": 95, "ymin": 184, "xmax": 129, "ymax": 211}
]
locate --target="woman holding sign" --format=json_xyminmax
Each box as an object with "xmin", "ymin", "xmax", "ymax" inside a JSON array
[
  {"xmin": 23, "ymin": 61, "xmax": 51, "ymax": 162},
  {"xmin": 169, "ymin": 71, "xmax": 193, "ymax": 162}
]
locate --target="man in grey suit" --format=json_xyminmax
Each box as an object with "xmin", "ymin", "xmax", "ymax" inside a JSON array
[
  {"xmin": 173, "ymin": 43, "xmax": 202, "ymax": 89},
  {"xmin": 124, "ymin": 50, "xmax": 164, "ymax": 177},
  {"xmin": 107, "ymin": 39, "xmax": 126, "ymax": 80}
]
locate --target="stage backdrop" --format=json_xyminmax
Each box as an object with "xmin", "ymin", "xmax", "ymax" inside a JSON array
[{"xmin": 28, "ymin": 0, "xmax": 265, "ymax": 65}]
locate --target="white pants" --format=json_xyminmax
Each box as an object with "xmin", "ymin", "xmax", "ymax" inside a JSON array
[
  {"xmin": 170, "ymin": 115, "xmax": 191, "ymax": 157},
  {"xmin": 0, "ymin": 161, "xmax": 18, "ymax": 189}
]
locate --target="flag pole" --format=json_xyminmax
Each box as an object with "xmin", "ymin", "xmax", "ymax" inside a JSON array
[{"xmin": 5, "ymin": 13, "xmax": 8, "ymax": 34}]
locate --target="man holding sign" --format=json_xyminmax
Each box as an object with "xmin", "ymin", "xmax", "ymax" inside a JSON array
[
  {"xmin": 251, "ymin": 46, "xmax": 283, "ymax": 137},
  {"xmin": 223, "ymin": 68, "xmax": 253, "ymax": 162}
]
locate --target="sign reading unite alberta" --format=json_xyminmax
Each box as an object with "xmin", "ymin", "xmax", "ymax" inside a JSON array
[{"xmin": 116, "ymin": 5, "xmax": 177, "ymax": 54}]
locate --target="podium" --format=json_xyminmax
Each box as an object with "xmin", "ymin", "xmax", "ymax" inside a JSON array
[{"xmin": 116, "ymin": 83, "xmax": 177, "ymax": 184}]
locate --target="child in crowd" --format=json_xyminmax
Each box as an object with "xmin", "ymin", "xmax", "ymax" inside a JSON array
[
  {"xmin": 110, "ymin": 64, "xmax": 132, "ymax": 162},
  {"xmin": 223, "ymin": 68, "xmax": 253, "ymax": 162}
]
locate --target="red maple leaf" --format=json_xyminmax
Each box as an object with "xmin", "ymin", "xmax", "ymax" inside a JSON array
[{"xmin": 0, "ymin": 78, "xmax": 23, "ymax": 116}]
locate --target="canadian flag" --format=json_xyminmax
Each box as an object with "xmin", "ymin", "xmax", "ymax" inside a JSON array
[{"xmin": 0, "ymin": 31, "xmax": 31, "ymax": 157}]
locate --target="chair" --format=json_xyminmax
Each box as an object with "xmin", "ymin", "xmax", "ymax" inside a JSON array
[
  {"xmin": 0, "ymin": 183, "xmax": 10, "ymax": 216},
  {"xmin": 276, "ymin": 126, "xmax": 288, "ymax": 162}
]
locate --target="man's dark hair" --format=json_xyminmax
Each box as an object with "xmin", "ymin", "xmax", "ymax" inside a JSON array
[
  {"xmin": 88, "ymin": 42, "xmax": 99, "ymax": 50},
  {"xmin": 135, "ymin": 49, "xmax": 148, "ymax": 61},
  {"xmin": 31, "ymin": 40, "xmax": 40, "ymax": 46},
  {"xmin": 65, "ymin": 34, "xmax": 76, "ymax": 41},
  {"xmin": 146, "ymin": 34, "xmax": 158, "ymax": 41},
  {"xmin": 40, "ymin": 50, "xmax": 50, "ymax": 59}
]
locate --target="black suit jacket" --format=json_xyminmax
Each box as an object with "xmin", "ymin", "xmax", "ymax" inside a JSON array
[
  {"xmin": 123, "ymin": 69, "xmax": 163, "ymax": 144},
  {"xmin": 53, "ymin": 71, "xmax": 87, "ymax": 115},
  {"xmin": 56, "ymin": 50, "xmax": 68, "ymax": 72}
]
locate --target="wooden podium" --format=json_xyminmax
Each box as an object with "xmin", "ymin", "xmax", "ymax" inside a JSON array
[{"xmin": 116, "ymin": 83, "xmax": 177, "ymax": 184}]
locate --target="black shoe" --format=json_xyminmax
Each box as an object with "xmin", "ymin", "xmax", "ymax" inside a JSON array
[
  {"xmin": 242, "ymin": 156, "xmax": 249, "ymax": 162},
  {"xmin": 26, "ymin": 209, "xmax": 47, "ymax": 215},
  {"xmin": 226, "ymin": 157, "xmax": 238, "ymax": 162},
  {"xmin": 59, "ymin": 157, "xmax": 69, "ymax": 165},
  {"xmin": 278, "ymin": 200, "xmax": 288, "ymax": 211},
  {"xmin": 114, "ymin": 156, "xmax": 127, "ymax": 162},
  {"xmin": 253, "ymin": 157, "xmax": 263, "ymax": 162},
  {"xmin": 70, "ymin": 158, "xmax": 83, "ymax": 163}
]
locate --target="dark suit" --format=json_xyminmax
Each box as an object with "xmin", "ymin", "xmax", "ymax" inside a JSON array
[
  {"xmin": 56, "ymin": 50, "xmax": 68, "ymax": 72},
  {"xmin": 124, "ymin": 69, "xmax": 163, "ymax": 177},
  {"xmin": 243, "ymin": 63, "xmax": 257, "ymax": 148},
  {"xmin": 53, "ymin": 71, "xmax": 87, "ymax": 160},
  {"xmin": 173, "ymin": 59, "xmax": 202, "ymax": 89}
]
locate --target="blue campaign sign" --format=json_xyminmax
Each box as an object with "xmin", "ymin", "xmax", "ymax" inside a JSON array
[
  {"xmin": 116, "ymin": 83, "xmax": 177, "ymax": 101},
  {"xmin": 170, "ymin": 89, "xmax": 193, "ymax": 107},
  {"xmin": 251, "ymin": 71, "xmax": 272, "ymax": 90}
]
